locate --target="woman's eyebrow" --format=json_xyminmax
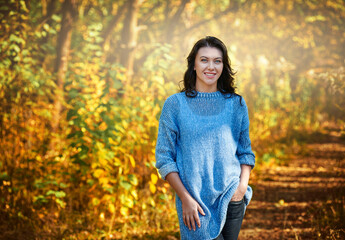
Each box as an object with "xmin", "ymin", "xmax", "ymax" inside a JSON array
[{"xmin": 200, "ymin": 56, "xmax": 223, "ymax": 59}]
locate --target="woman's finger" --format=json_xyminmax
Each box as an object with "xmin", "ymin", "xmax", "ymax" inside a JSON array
[
  {"xmin": 186, "ymin": 215, "xmax": 191, "ymax": 230},
  {"xmin": 197, "ymin": 204, "xmax": 205, "ymax": 216},
  {"xmin": 194, "ymin": 212, "xmax": 201, "ymax": 228},
  {"xmin": 190, "ymin": 214, "xmax": 197, "ymax": 231},
  {"xmin": 183, "ymin": 215, "xmax": 186, "ymax": 227}
]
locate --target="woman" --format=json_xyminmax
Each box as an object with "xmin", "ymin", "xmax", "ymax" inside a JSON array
[{"xmin": 155, "ymin": 36, "xmax": 255, "ymax": 240}]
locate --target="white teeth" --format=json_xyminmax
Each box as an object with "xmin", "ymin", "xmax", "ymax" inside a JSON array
[{"xmin": 205, "ymin": 73, "xmax": 215, "ymax": 76}]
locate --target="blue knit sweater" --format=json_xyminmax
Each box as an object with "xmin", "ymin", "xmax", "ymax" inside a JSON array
[{"xmin": 155, "ymin": 90, "xmax": 255, "ymax": 240}]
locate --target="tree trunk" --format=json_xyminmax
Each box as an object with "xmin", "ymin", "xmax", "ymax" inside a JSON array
[
  {"xmin": 165, "ymin": 0, "xmax": 190, "ymax": 44},
  {"xmin": 119, "ymin": 0, "xmax": 139, "ymax": 85},
  {"xmin": 102, "ymin": 2, "xmax": 126, "ymax": 63},
  {"xmin": 52, "ymin": 0, "xmax": 76, "ymax": 132}
]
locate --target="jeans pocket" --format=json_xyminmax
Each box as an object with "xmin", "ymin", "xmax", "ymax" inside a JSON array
[
  {"xmin": 227, "ymin": 199, "xmax": 245, "ymax": 219},
  {"xmin": 229, "ymin": 198, "xmax": 244, "ymax": 205}
]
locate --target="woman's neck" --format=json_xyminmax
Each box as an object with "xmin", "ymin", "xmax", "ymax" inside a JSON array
[{"xmin": 195, "ymin": 85, "xmax": 218, "ymax": 93}]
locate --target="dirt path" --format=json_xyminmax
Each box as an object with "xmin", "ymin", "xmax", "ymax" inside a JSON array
[{"xmin": 240, "ymin": 135, "xmax": 345, "ymax": 239}]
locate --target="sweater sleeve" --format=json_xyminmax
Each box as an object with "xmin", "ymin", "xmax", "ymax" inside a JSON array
[
  {"xmin": 236, "ymin": 98, "xmax": 255, "ymax": 168},
  {"xmin": 155, "ymin": 95, "xmax": 180, "ymax": 180}
]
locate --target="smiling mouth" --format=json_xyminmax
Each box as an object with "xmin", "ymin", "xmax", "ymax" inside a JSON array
[{"xmin": 205, "ymin": 73, "xmax": 216, "ymax": 76}]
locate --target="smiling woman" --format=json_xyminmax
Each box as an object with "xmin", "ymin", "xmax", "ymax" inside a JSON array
[{"xmin": 155, "ymin": 36, "xmax": 255, "ymax": 240}]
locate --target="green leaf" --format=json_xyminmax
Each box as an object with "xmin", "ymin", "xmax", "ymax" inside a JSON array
[
  {"xmin": 9, "ymin": 34, "xmax": 25, "ymax": 44},
  {"xmin": 120, "ymin": 180, "xmax": 132, "ymax": 191},
  {"xmin": 106, "ymin": 151, "xmax": 115, "ymax": 160},
  {"xmin": 55, "ymin": 191, "xmax": 66, "ymax": 198},
  {"xmin": 87, "ymin": 179, "xmax": 95, "ymax": 186},
  {"xmin": 0, "ymin": 172, "xmax": 9, "ymax": 180},
  {"xmin": 67, "ymin": 109, "xmax": 78, "ymax": 120},
  {"xmin": 68, "ymin": 89, "xmax": 79, "ymax": 99},
  {"xmin": 305, "ymin": 15, "xmax": 326, "ymax": 23},
  {"xmin": 34, "ymin": 195, "xmax": 48, "ymax": 204},
  {"xmin": 72, "ymin": 159, "xmax": 89, "ymax": 166},
  {"xmin": 35, "ymin": 31, "xmax": 42, "ymax": 38},
  {"xmin": 113, "ymin": 80, "xmax": 122, "ymax": 89},
  {"xmin": 37, "ymin": 109, "xmax": 52, "ymax": 119},
  {"xmin": 52, "ymin": 14, "xmax": 61, "ymax": 22},
  {"xmin": 100, "ymin": 111, "xmax": 112, "ymax": 125},
  {"xmin": 56, "ymin": 198, "xmax": 65, "ymax": 208},
  {"xmin": 128, "ymin": 174, "xmax": 138, "ymax": 186},
  {"xmin": 79, "ymin": 144, "xmax": 89, "ymax": 155},
  {"xmin": 75, "ymin": 101, "xmax": 85, "ymax": 108},
  {"xmin": 104, "ymin": 186, "xmax": 114, "ymax": 194},
  {"xmin": 67, "ymin": 131, "xmax": 83, "ymax": 139},
  {"xmin": 46, "ymin": 190, "xmax": 66, "ymax": 198},
  {"xmin": 10, "ymin": 44, "xmax": 20, "ymax": 53},
  {"xmin": 43, "ymin": 23, "xmax": 50, "ymax": 31},
  {"xmin": 46, "ymin": 190, "xmax": 55, "ymax": 196}
]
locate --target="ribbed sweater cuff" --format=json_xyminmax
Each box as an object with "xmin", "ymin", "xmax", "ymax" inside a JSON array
[
  {"xmin": 158, "ymin": 162, "xmax": 179, "ymax": 180},
  {"xmin": 238, "ymin": 155, "xmax": 255, "ymax": 168}
]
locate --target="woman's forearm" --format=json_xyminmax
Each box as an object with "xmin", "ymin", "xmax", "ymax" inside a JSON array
[
  {"xmin": 165, "ymin": 172, "xmax": 192, "ymax": 202},
  {"xmin": 239, "ymin": 164, "xmax": 251, "ymax": 189},
  {"xmin": 231, "ymin": 164, "xmax": 252, "ymax": 201}
]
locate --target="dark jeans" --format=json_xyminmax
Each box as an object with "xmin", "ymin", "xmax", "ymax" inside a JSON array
[{"xmin": 214, "ymin": 198, "xmax": 245, "ymax": 240}]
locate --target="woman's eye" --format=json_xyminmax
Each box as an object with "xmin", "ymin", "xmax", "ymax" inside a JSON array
[
  {"xmin": 201, "ymin": 59, "xmax": 207, "ymax": 62},
  {"xmin": 215, "ymin": 60, "xmax": 222, "ymax": 64}
]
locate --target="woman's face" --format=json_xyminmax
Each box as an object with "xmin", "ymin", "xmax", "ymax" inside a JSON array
[{"xmin": 194, "ymin": 47, "xmax": 223, "ymax": 92}]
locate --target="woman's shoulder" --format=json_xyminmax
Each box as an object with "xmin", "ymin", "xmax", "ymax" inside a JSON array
[
  {"xmin": 161, "ymin": 92, "xmax": 183, "ymax": 113},
  {"xmin": 224, "ymin": 93, "xmax": 245, "ymax": 104},
  {"xmin": 223, "ymin": 94, "xmax": 249, "ymax": 115},
  {"xmin": 164, "ymin": 92, "xmax": 183, "ymax": 104}
]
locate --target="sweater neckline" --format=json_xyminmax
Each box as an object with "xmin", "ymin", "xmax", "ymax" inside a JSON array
[{"xmin": 195, "ymin": 90, "xmax": 222, "ymax": 98}]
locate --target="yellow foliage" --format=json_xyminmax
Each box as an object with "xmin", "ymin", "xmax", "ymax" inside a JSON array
[
  {"xmin": 92, "ymin": 197, "xmax": 100, "ymax": 206},
  {"xmin": 127, "ymin": 154, "xmax": 136, "ymax": 167},
  {"xmin": 149, "ymin": 198, "xmax": 155, "ymax": 207},
  {"xmin": 93, "ymin": 169, "xmax": 104, "ymax": 178},
  {"xmin": 99, "ymin": 157, "xmax": 107, "ymax": 166},
  {"xmin": 149, "ymin": 183, "xmax": 156, "ymax": 194},
  {"xmin": 151, "ymin": 173, "xmax": 158, "ymax": 184},
  {"xmin": 98, "ymin": 121, "xmax": 107, "ymax": 131},
  {"xmin": 120, "ymin": 206, "xmax": 129, "ymax": 216},
  {"xmin": 161, "ymin": 187, "xmax": 167, "ymax": 194},
  {"xmin": 99, "ymin": 177, "xmax": 109, "ymax": 186},
  {"xmin": 109, "ymin": 203, "xmax": 115, "ymax": 214},
  {"xmin": 130, "ymin": 190, "xmax": 138, "ymax": 200},
  {"xmin": 122, "ymin": 119, "xmax": 129, "ymax": 129}
]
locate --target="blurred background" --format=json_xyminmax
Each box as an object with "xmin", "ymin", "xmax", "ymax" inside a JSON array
[{"xmin": 0, "ymin": 0, "xmax": 344, "ymax": 239}]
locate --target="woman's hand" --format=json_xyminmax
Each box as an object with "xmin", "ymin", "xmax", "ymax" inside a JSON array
[
  {"xmin": 165, "ymin": 172, "xmax": 206, "ymax": 231},
  {"xmin": 231, "ymin": 183, "xmax": 247, "ymax": 201},
  {"xmin": 231, "ymin": 164, "xmax": 252, "ymax": 201},
  {"xmin": 181, "ymin": 195, "xmax": 205, "ymax": 231}
]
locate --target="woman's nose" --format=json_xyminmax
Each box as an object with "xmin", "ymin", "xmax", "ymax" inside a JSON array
[{"xmin": 208, "ymin": 62, "xmax": 215, "ymax": 70}]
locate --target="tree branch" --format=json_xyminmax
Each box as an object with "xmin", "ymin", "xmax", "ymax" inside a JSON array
[
  {"xmin": 101, "ymin": 1, "xmax": 127, "ymax": 49},
  {"xmin": 179, "ymin": 0, "xmax": 246, "ymax": 36},
  {"xmin": 165, "ymin": 0, "xmax": 190, "ymax": 43},
  {"xmin": 171, "ymin": 0, "xmax": 190, "ymax": 22}
]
